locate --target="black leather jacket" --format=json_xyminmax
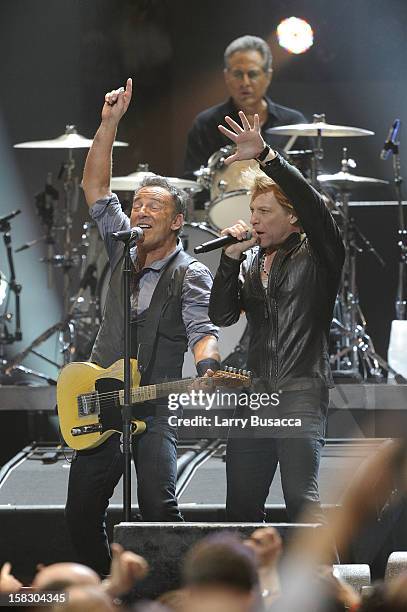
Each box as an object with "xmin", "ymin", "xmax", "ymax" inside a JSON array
[{"xmin": 209, "ymin": 154, "xmax": 345, "ymax": 392}]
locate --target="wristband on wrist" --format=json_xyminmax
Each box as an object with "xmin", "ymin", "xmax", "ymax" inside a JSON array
[
  {"xmin": 255, "ymin": 144, "xmax": 271, "ymax": 163},
  {"xmin": 196, "ymin": 358, "xmax": 221, "ymax": 377}
]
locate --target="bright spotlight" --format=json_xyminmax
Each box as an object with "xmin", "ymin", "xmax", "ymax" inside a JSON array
[{"xmin": 277, "ymin": 17, "xmax": 314, "ymax": 55}]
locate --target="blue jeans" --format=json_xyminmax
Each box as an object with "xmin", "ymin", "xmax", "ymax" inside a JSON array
[
  {"xmin": 226, "ymin": 436, "xmax": 325, "ymax": 522},
  {"xmin": 226, "ymin": 388, "xmax": 328, "ymax": 523},
  {"xmin": 65, "ymin": 416, "xmax": 182, "ymax": 575}
]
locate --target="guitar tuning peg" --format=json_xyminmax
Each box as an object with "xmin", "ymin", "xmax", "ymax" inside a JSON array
[
  {"xmin": 247, "ymin": 370, "xmax": 252, "ymax": 378},
  {"xmin": 242, "ymin": 369, "xmax": 247, "ymax": 376},
  {"xmin": 224, "ymin": 365, "xmax": 230, "ymax": 372},
  {"xmin": 233, "ymin": 367, "xmax": 238, "ymax": 374}
]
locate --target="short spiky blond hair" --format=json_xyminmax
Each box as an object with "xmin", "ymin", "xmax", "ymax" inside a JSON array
[{"xmin": 241, "ymin": 166, "xmax": 295, "ymax": 212}]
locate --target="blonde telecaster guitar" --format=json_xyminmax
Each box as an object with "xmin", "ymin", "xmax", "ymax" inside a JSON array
[{"xmin": 57, "ymin": 358, "xmax": 251, "ymax": 451}]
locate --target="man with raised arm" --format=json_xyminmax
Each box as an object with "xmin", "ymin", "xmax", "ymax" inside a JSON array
[
  {"xmin": 209, "ymin": 111, "xmax": 344, "ymax": 523},
  {"xmin": 65, "ymin": 78, "xmax": 219, "ymax": 575}
]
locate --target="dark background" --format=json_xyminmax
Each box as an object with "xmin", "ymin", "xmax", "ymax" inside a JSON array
[{"xmin": 0, "ymin": 0, "xmax": 406, "ymax": 376}]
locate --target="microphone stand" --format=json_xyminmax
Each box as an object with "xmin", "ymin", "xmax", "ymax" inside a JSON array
[
  {"xmin": 122, "ymin": 237, "xmax": 133, "ymax": 522},
  {"xmin": 390, "ymin": 141, "xmax": 407, "ymax": 320}
]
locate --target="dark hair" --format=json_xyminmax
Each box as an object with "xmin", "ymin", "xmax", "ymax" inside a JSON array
[
  {"xmin": 183, "ymin": 533, "xmax": 258, "ymax": 593},
  {"xmin": 224, "ymin": 35, "xmax": 272, "ymax": 72},
  {"xmin": 136, "ymin": 175, "xmax": 188, "ymax": 235}
]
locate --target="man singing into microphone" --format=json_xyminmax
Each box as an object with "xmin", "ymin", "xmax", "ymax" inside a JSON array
[
  {"xmin": 209, "ymin": 111, "xmax": 344, "ymax": 523},
  {"xmin": 65, "ymin": 79, "xmax": 219, "ymax": 575}
]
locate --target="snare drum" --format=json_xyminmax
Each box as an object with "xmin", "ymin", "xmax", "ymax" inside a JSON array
[
  {"xmin": 205, "ymin": 146, "xmax": 256, "ymax": 231},
  {"xmin": 97, "ymin": 223, "xmax": 248, "ymax": 377}
]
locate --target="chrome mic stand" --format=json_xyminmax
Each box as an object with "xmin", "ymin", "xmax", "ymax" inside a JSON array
[{"xmin": 381, "ymin": 120, "xmax": 406, "ymax": 320}]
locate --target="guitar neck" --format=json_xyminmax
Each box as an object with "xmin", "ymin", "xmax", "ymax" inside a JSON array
[
  {"xmin": 115, "ymin": 370, "xmax": 250, "ymax": 406},
  {"xmin": 118, "ymin": 377, "xmax": 196, "ymax": 405}
]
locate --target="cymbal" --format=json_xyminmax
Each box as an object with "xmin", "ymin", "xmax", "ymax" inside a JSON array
[
  {"xmin": 14, "ymin": 125, "xmax": 128, "ymax": 149},
  {"xmin": 110, "ymin": 172, "xmax": 202, "ymax": 193},
  {"xmin": 317, "ymin": 171, "xmax": 389, "ymax": 190},
  {"xmin": 267, "ymin": 122, "xmax": 374, "ymax": 137}
]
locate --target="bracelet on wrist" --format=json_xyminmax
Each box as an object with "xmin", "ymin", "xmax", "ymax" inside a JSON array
[
  {"xmin": 196, "ymin": 358, "xmax": 221, "ymax": 377},
  {"xmin": 255, "ymin": 144, "xmax": 271, "ymax": 163}
]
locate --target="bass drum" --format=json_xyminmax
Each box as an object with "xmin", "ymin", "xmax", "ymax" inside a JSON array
[{"xmin": 97, "ymin": 223, "xmax": 248, "ymax": 377}]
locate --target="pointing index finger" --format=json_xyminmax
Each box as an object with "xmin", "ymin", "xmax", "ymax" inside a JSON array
[{"xmin": 125, "ymin": 77, "xmax": 133, "ymax": 95}]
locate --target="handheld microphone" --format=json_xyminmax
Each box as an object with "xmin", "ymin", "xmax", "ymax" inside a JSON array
[
  {"xmin": 380, "ymin": 119, "xmax": 401, "ymax": 161},
  {"xmin": 194, "ymin": 231, "xmax": 253, "ymax": 254},
  {"xmin": 111, "ymin": 227, "xmax": 144, "ymax": 243}
]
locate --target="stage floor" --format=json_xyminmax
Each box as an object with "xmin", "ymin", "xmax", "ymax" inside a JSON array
[{"xmin": 0, "ymin": 439, "xmax": 386, "ymax": 508}]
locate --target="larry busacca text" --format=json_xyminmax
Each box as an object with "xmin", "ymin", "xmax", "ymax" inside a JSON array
[{"xmin": 166, "ymin": 390, "xmax": 304, "ymax": 433}]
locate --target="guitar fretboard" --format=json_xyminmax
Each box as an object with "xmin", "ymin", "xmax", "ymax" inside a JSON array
[{"xmin": 118, "ymin": 377, "xmax": 195, "ymax": 405}]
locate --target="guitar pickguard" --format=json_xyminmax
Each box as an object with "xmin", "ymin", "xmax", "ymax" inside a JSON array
[{"xmin": 94, "ymin": 378, "xmax": 123, "ymax": 432}]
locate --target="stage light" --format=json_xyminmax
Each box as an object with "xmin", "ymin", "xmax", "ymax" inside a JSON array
[{"xmin": 277, "ymin": 17, "xmax": 314, "ymax": 55}]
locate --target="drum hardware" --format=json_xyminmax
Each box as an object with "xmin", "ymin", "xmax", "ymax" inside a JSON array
[
  {"xmin": 14, "ymin": 125, "xmax": 113, "ymax": 316},
  {"xmin": 13, "ymin": 125, "xmax": 129, "ymax": 150},
  {"xmin": 0, "ymin": 211, "xmax": 46, "ymax": 382},
  {"xmin": 3, "ymin": 277, "xmax": 104, "ymax": 378},
  {"xmin": 317, "ymin": 171, "xmax": 389, "ymax": 190},
  {"xmin": 194, "ymin": 164, "xmax": 213, "ymax": 191},
  {"xmin": 266, "ymin": 116, "xmax": 375, "ymax": 138},
  {"xmin": 7, "ymin": 126, "xmax": 128, "ymax": 374},
  {"xmin": 268, "ymin": 113, "xmax": 375, "ymax": 187},
  {"xmin": 110, "ymin": 166, "xmax": 202, "ymax": 194},
  {"xmin": 0, "ymin": 211, "xmax": 23, "ymax": 356},
  {"xmin": 326, "ymin": 148, "xmax": 398, "ymax": 382},
  {"xmin": 284, "ymin": 149, "xmax": 317, "ymax": 183}
]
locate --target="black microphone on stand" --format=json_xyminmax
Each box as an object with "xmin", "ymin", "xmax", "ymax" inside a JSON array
[
  {"xmin": 194, "ymin": 231, "xmax": 253, "ymax": 254},
  {"xmin": 111, "ymin": 227, "xmax": 144, "ymax": 243},
  {"xmin": 0, "ymin": 209, "xmax": 21, "ymax": 228},
  {"xmin": 380, "ymin": 119, "xmax": 401, "ymax": 161}
]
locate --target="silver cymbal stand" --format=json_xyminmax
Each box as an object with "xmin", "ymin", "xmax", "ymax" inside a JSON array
[
  {"xmin": 57, "ymin": 127, "xmax": 80, "ymax": 319},
  {"xmin": 330, "ymin": 149, "xmax": 404, "ymax": 381},
  {"xmin": 309, "ymin": 113, "xmax": 325, "ymax": 188}
]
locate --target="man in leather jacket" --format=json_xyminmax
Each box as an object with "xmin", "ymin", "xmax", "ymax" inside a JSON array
[{"xmin": 209, "ymin": 111, "xmax": 345, "ymax": 522}]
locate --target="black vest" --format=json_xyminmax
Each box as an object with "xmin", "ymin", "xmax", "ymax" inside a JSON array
[{"xmin": 91, "ymin": 248, "xmax": 196, "ymax": 388}]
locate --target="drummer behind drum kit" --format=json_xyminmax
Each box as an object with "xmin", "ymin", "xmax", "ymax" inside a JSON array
[{"xmin": 1, "ymin": 116, "xmax": 403, "ymax": 383}]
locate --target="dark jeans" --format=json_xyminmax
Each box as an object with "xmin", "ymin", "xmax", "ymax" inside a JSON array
[
  {"xmin": 65, "ymin": 416, "xmax": 182, "ymax": 576},
  {"xmin": 226, "ymin": 388, "xmax": 329, "ymax": 523},
  {"xmin": 226, "ymin": 436, "xmax": 324, "ymax": 522}
]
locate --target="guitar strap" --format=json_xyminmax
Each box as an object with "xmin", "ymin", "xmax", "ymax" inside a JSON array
[{"xmin": 136, "ymin": 248, "xmax": 196, "ymax": 379}]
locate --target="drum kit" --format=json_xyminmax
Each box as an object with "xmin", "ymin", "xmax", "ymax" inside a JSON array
[{"xmin": 0, "ymin": 115, "xmax": 399, "ymax": 383}]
